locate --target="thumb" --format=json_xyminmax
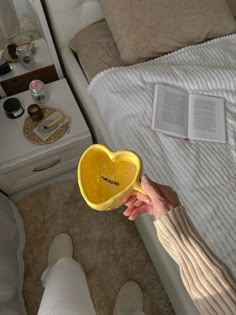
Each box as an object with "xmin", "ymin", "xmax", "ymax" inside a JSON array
[{"xmin": 141, "ymin": 175, "xmax": 162, "ymax": 200}]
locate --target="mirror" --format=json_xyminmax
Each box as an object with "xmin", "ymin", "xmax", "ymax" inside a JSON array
[
  {"xmin": 0, "ymin": 0, "xmax": 42, "ymax": 49},
  {"xmin": 0, "ymin": 0, "xmax": 63, "ymax": 98}
]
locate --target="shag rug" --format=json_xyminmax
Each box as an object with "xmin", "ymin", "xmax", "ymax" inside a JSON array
[{"xmin": 16, "ymin": 180, "xmax": 175, "ymax": 315}]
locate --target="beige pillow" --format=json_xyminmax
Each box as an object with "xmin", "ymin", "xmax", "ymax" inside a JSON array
[
  {"xmin": 226, "ymin": 0, "xmax": 236, "ymax": 18},
  {"xmin": 69, "ymin": 20, "xmax": 124, "ymax": 81},
  {"xmin": 98, "ymin": 0, "xmax": 236, "ymax": 65}
]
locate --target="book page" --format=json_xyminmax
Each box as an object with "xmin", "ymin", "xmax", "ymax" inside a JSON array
[
  {"xmin": 188, "ymin": 94, "xmax": 226, "ymax": 143},
  {"xmin": 151, "ymin": 84, "xmax": 188, "ymax": 138}
]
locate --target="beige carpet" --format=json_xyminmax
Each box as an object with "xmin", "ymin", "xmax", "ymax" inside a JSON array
[{"xmin": 16, "ymin": 179, "xmax": 175, "ymax": 315}]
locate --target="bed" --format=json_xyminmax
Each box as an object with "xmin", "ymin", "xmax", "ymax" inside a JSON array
[{"xmin": 43, "ymin": 1, "xmax": 236, "ymax": 314}]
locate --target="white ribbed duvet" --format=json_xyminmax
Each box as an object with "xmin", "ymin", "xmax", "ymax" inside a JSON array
[{"xmin": 88, "ymin": 34, "xmax": 236, "ymax": 277}]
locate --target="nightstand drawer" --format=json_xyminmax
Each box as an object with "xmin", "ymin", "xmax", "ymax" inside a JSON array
[{"xmin": 0, "ymin": 137, "xmax": 91, "ymax": 194}]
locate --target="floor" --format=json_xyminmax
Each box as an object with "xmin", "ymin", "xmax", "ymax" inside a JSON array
[{"xmin": 16, "ymin": 176, "xmax": 175, "ymax": 315}]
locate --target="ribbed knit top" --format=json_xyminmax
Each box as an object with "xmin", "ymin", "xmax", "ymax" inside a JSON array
[{"xmin": 155, "ymin": 206, "xmax": 236, "ymax": 315}]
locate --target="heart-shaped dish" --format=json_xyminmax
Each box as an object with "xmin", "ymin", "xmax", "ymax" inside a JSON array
[{"xmin": 78, "ymin": 144, "xmax": 144, "ymax": 210}]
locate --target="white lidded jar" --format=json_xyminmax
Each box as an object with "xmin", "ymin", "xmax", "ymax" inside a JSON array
[
  {"xmin": 16, "ymin": 45, "xmax": 34, "ymax": 69},
  {"xmin": 29, "ymin": 80, "xmax": 49, "ymax": 104}
]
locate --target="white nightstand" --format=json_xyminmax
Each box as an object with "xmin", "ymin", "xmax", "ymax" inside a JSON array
[{"xmin": 0, "ymin": 79, "xmax": 92, "ymax": 194}]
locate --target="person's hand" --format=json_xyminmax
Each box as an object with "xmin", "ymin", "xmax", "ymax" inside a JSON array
[{"xmin": 124, "ymin": 175, "xmax": 181, "ymax": 221}]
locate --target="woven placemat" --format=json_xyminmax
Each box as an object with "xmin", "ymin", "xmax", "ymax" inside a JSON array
[{"xmin": 23, "ymin": 107, "xmax": 69, "ymax": 145}]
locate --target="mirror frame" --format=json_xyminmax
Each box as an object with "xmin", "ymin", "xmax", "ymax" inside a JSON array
[{"xmin": 31, "ymin": 0, "xmax": 63, "ymax": 79}]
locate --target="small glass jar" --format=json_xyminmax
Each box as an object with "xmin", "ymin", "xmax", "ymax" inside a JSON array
[
  {"xmin": 16, "ymin": 44, "xmax": 34, "ymax": 69},
  {"xmin": 29, "ymin": 80, "xmax": 49, "ymax": 104}
]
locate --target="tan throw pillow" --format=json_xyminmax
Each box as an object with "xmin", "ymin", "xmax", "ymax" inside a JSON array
[
  {"xmin": 226, "ymin": 0, "xmax": 236, "ymax": 18},
  {"xmin": 69, "ymin": 20, "xmax": 124, "ymax": 81},
  {"xmin": 99, "ymin": 0, "xmax": 236, "ymax": 65}
]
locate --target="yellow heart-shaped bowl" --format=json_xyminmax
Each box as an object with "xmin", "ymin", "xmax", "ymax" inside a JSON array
[{"xmin": 78, "ymin": 144, "xmax": 144, "ymax": 210}]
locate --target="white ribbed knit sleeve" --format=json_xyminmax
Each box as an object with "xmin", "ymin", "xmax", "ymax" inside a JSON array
[{"xmin": 155, "ymin": 206, "xmax": 236, "ymax": 315}]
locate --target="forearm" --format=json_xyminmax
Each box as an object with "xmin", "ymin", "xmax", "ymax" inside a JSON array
[{"xmin": 154, "ymin": 206, "xmax": 236, "ymax": 315}]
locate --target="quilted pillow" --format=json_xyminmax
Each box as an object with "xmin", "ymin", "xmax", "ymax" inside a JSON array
[
  {"xmin": 0, "ymin": 193, "xmax": 26, "ymax": 315},
  {"xmin": 98, "ymin": 0, "xmax": 236, "ymax": 65},
  {"xmin": 226, "ymin": 0, "xmax": 236, "ymax": 18},
  {"xmin": 69, "ymin": 20, "xmax": 124, "ymax": 81}
]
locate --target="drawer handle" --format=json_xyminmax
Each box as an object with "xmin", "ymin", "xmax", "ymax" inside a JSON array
[{"xmin": 32, "ymin": 158, "xmax": 61, "ymax": 172}]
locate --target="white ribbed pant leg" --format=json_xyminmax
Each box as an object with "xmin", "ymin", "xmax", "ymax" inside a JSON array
[{"xmin": 37, "ymin": 257, "xmax": 96, "ymax": 315}]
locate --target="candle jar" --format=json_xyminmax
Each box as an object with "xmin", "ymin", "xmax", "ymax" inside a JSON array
[
  {"xmin": 29, "ymin": 80, "xmax": 49, "ymax": 104},
  {"xmin": 27, "ymin": 104, "xmax": 44, "ymax": 122},
  {"xmin": 0, "ymin": 58, "xmax": 12, "ymax": 75},
  {"xmin": 3, "ymin": 98, "xmax": 24, "ymax": 119},
  {"xmin": 16, "ymin": 45, "xmax": 34, "ymax": 69},
  {"xmin": 7, "ymin": 43, "xmax": 17, "ymax": 60}
]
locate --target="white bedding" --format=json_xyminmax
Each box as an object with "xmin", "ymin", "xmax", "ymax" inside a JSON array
[{"xmin": 88, "ymin": 34, "xmax": 236, "ymax": 277}]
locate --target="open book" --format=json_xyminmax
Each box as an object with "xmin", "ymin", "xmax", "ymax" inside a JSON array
[{"xmin": 151, "ymin": 84, "xmax": 226, "ymax": 143}]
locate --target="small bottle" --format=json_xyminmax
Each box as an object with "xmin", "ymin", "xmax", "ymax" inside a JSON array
[
  {"xmin": 29, "ymin": 80, "xmax": 49, "ymax": 104},
  {"xmin": 16, "ymin": 45, "xmax": 34, "ymax": 69}
]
